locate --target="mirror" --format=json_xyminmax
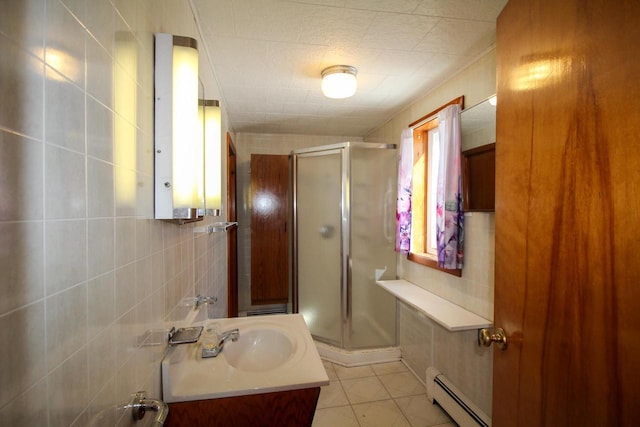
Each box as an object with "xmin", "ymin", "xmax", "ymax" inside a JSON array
[
  {"xmin": 461, "ymin": 95, "xmax": 496, "ymax": 211},
  {"xmin": 461, "ymin": 95, "xmax": 496, "ymax": 151}
]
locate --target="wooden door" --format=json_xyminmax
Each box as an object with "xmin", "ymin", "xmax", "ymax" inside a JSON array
[
  {"xmin": 226, "ymin": 133, "xmax": 238, "ymax": 317},
  {"xmin": 250, "ymin": 154, "xmax": 289, "ymax": 305},
  {"xmin": 494, "ymin": 1, "xmax": 640, "ymax": 425}
]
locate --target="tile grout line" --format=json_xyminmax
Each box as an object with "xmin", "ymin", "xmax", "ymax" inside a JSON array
[{"xmin": 319, "ymin": 359, "xmax": 425, "ymax": 427}]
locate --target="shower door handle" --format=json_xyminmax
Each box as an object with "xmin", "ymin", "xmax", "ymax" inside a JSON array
[
  {"xmin": 344, "ymin": 255, "xmax": 352, "ymax": 320},
  {"xmin": 319, "ymin": 225, "xmax": 335, "ymax": 238}
]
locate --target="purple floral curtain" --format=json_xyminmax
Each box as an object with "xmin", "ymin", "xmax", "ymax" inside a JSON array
[
  {"xmin": 395, "ymin": 128, "xmax": 413, "ymax": 253},
  {"xmin": 436, "ymin": 104, "xmax": 464, "ymax": 269}
]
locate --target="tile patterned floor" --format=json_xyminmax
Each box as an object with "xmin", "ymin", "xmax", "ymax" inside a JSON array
[{"xmin": 313, "ymin": 360, "xmax": 457, "ymax": 427}]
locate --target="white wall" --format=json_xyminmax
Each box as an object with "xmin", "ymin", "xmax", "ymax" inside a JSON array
[
  {"xmin": 0, "ymin": 1, "xmax": 229, "ymax": 425},
  {"xmin": 367, "ymin": 48, "xmax": 496, "ymax": 320},
  {"xmin": 366, "ymin": 48, "xmax": 497, "ymax": 416}
]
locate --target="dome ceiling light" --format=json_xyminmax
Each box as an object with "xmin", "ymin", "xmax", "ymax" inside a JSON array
[{"xmin": 321, "ymin": 65, "xmax": 358, "ymax": 99}]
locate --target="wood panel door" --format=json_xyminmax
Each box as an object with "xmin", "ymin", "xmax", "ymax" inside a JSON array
[
  {"xmin": 250, "ymin": 154, "xmax": 289, "ymax": 305},
  {"xmin": 226, "ymin": 133, "xmax": 238, "ymax": 317},
  {"xmin": 494, "ymin": 1, "xmax": 640, "ymax": 425}
]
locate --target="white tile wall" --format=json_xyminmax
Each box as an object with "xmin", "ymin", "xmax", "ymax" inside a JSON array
[
  {"xmin": 399, "ymin": 301, "xmax": 494, "ymax": 417},
  {"xmin": 0, "ymin": 1, "xmax": 228, "ymax": 426},
  {"xmin": 366, "ymin": 49, "xmax": 497, "ymax": 417},
  {"xmin": 367, "ymin": 49, "xmax": 496, "ymax": 320}
]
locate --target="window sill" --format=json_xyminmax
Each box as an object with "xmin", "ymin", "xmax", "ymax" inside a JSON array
[{"xmin": 407, "ymin": 252, "xmax": 462, "ymax": 277}]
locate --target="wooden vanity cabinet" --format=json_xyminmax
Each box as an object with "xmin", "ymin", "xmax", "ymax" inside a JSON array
[
  {"xmin": 462, "ymin": 143, "xmax": 495, "ymax": 211},
  {"xmin": 165, "ymin": 387, "xmax": 320, "ymax": 427}
]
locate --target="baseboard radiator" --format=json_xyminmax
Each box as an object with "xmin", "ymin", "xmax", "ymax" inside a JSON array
[
  {"xmin": 426, "ymin": 367, "xmax": 491, "ymax": 427},
  {"xmin": 246, "ymin": 307, "xmax": 287, "ymax": 316}
]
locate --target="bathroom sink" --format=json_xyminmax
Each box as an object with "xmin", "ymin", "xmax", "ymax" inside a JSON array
[
  {"xmin": 161, "ymin": 314, "xmax": 329, "ymax": 403},
  {"xmin": 224, "ymin": 327, "xmax": 295, "ymax": 371}
]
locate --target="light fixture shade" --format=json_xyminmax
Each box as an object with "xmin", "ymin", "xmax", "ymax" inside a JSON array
[
  {"xmin": 321, "ymin": 65, "xmax": 357, "ymax": 99},
  {"xmin": 114, "ymin": 32, "xmax": 137, "ymax": 213},
  {"xmin": 202, "ymin": 99, "xmax": 222, "ymax": 216},
  {"xmin": 154, "ymin": 33, "xmax": 202, "ymax": 221}
]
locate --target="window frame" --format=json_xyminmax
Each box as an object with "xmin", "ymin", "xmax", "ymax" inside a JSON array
[{"xmin": 407, "ymin": 96, "xmax": 464, "ymax": 277}]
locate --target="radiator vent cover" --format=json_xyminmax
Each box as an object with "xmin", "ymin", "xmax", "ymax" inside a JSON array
[
  {"xmin": 246, "ymin": 307, "xmax": 288, "ymax": 316},
  {"xmin": 426, "ymin": 367, "xmax": 491, "ymax": 427}
]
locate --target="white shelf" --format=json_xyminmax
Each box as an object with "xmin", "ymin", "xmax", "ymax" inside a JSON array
[{"xmin": 376, "ymin": 280, "xmax": 492, "ymax": 331}]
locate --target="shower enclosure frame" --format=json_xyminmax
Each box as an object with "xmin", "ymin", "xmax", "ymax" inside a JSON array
[{"xmin": 292, "ymin": 141, "xmax": 397, "ymax": 350}]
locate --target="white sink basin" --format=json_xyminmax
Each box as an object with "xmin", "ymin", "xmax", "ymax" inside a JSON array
[
  {"xmin": 161, "ymin": 314, "xmax": 329, "ymax": 403},
  {"xmin": 224, "ymin": 327, "xmax": 294, "ymax": 371}
]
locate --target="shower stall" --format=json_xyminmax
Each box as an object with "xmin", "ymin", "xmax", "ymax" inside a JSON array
[{"xmin": 292, "ymin": 142, "xmax": 398, "ymax": 350}]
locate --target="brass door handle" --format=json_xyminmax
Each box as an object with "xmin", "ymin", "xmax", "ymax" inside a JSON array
[{"xmin": 478, "ymin": 327, "xmax": 508, "ymax": 350}]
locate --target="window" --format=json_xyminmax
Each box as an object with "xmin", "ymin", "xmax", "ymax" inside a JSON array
[
  {"xmin": 407, "ymin": 97, "xmax": 464, "ymax": 276},
  {"xmin": 411, "ymin": 119, "xmax": 439, "ymax": 257}
]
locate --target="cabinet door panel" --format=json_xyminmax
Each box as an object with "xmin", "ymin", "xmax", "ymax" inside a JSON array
[{"xmin": 462, "ymin": 143, "xmax": 495, "ymax": 211}]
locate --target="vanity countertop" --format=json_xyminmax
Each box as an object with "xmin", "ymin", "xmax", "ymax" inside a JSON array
[{"xmin": 161, "ymin": 313, "xmax": 329, "ymax": 403}]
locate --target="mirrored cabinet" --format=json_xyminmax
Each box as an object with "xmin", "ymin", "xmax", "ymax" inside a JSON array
[{"xmin": 461, "ymin": 95, "xmax": 496, "ymax": 212}]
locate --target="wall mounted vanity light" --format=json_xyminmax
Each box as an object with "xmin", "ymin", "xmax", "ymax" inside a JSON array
[
  {"xmin": 321, "ymin": 65, "xmax": 358, "ymax": 99},
  {"xmin": 200, "ymin": 99, "xmax": 222, "ymax": 217},
  {"xmin": 154, "ymin": 33, "xmax": 202, "ymax": 223}
]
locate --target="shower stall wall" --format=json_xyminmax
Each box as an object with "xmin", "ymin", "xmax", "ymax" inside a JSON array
[{"xmin": 292, "ymin": 142, "xmax": 398, "ymax": 350}]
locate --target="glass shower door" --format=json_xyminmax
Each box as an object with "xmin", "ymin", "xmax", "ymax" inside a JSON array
[
  {"xmin": 349, "ymin": 145, "xmax": 397, "ymax": 349},
  {"xmin": 295, "ymin": 150, "xmax": 343, "ymax": 346}
]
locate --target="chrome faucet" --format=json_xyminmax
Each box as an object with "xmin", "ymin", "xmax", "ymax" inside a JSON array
[
  {"xmin": 201, "ymin": 328, "xmax": 239, "ymax": 358},
  {"xmin": 194, "ymin": 294, "xmax": 217, "ymax": 310}
]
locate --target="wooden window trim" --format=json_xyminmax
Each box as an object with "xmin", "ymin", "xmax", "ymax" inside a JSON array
[
  {"xmin": 407, "ymin": 96, "xmax": 464, "ymax": 277},
  {"xmin": 408, "ymin": 96, "xmax": 464, "ymax": 128},
  {"xmin": 407, "ymin": 252, "xmax": 462, "ymax": 277}
]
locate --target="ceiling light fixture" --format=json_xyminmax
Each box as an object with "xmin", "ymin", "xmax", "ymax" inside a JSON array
[{"xmin": 321, "ymin": 65, "xmax": 357, "ymax": 99}]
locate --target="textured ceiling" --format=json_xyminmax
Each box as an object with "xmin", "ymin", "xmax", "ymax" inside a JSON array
[{"xmin": 193, "ymin": 0, "xmax": 507, "ymax": 136}]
